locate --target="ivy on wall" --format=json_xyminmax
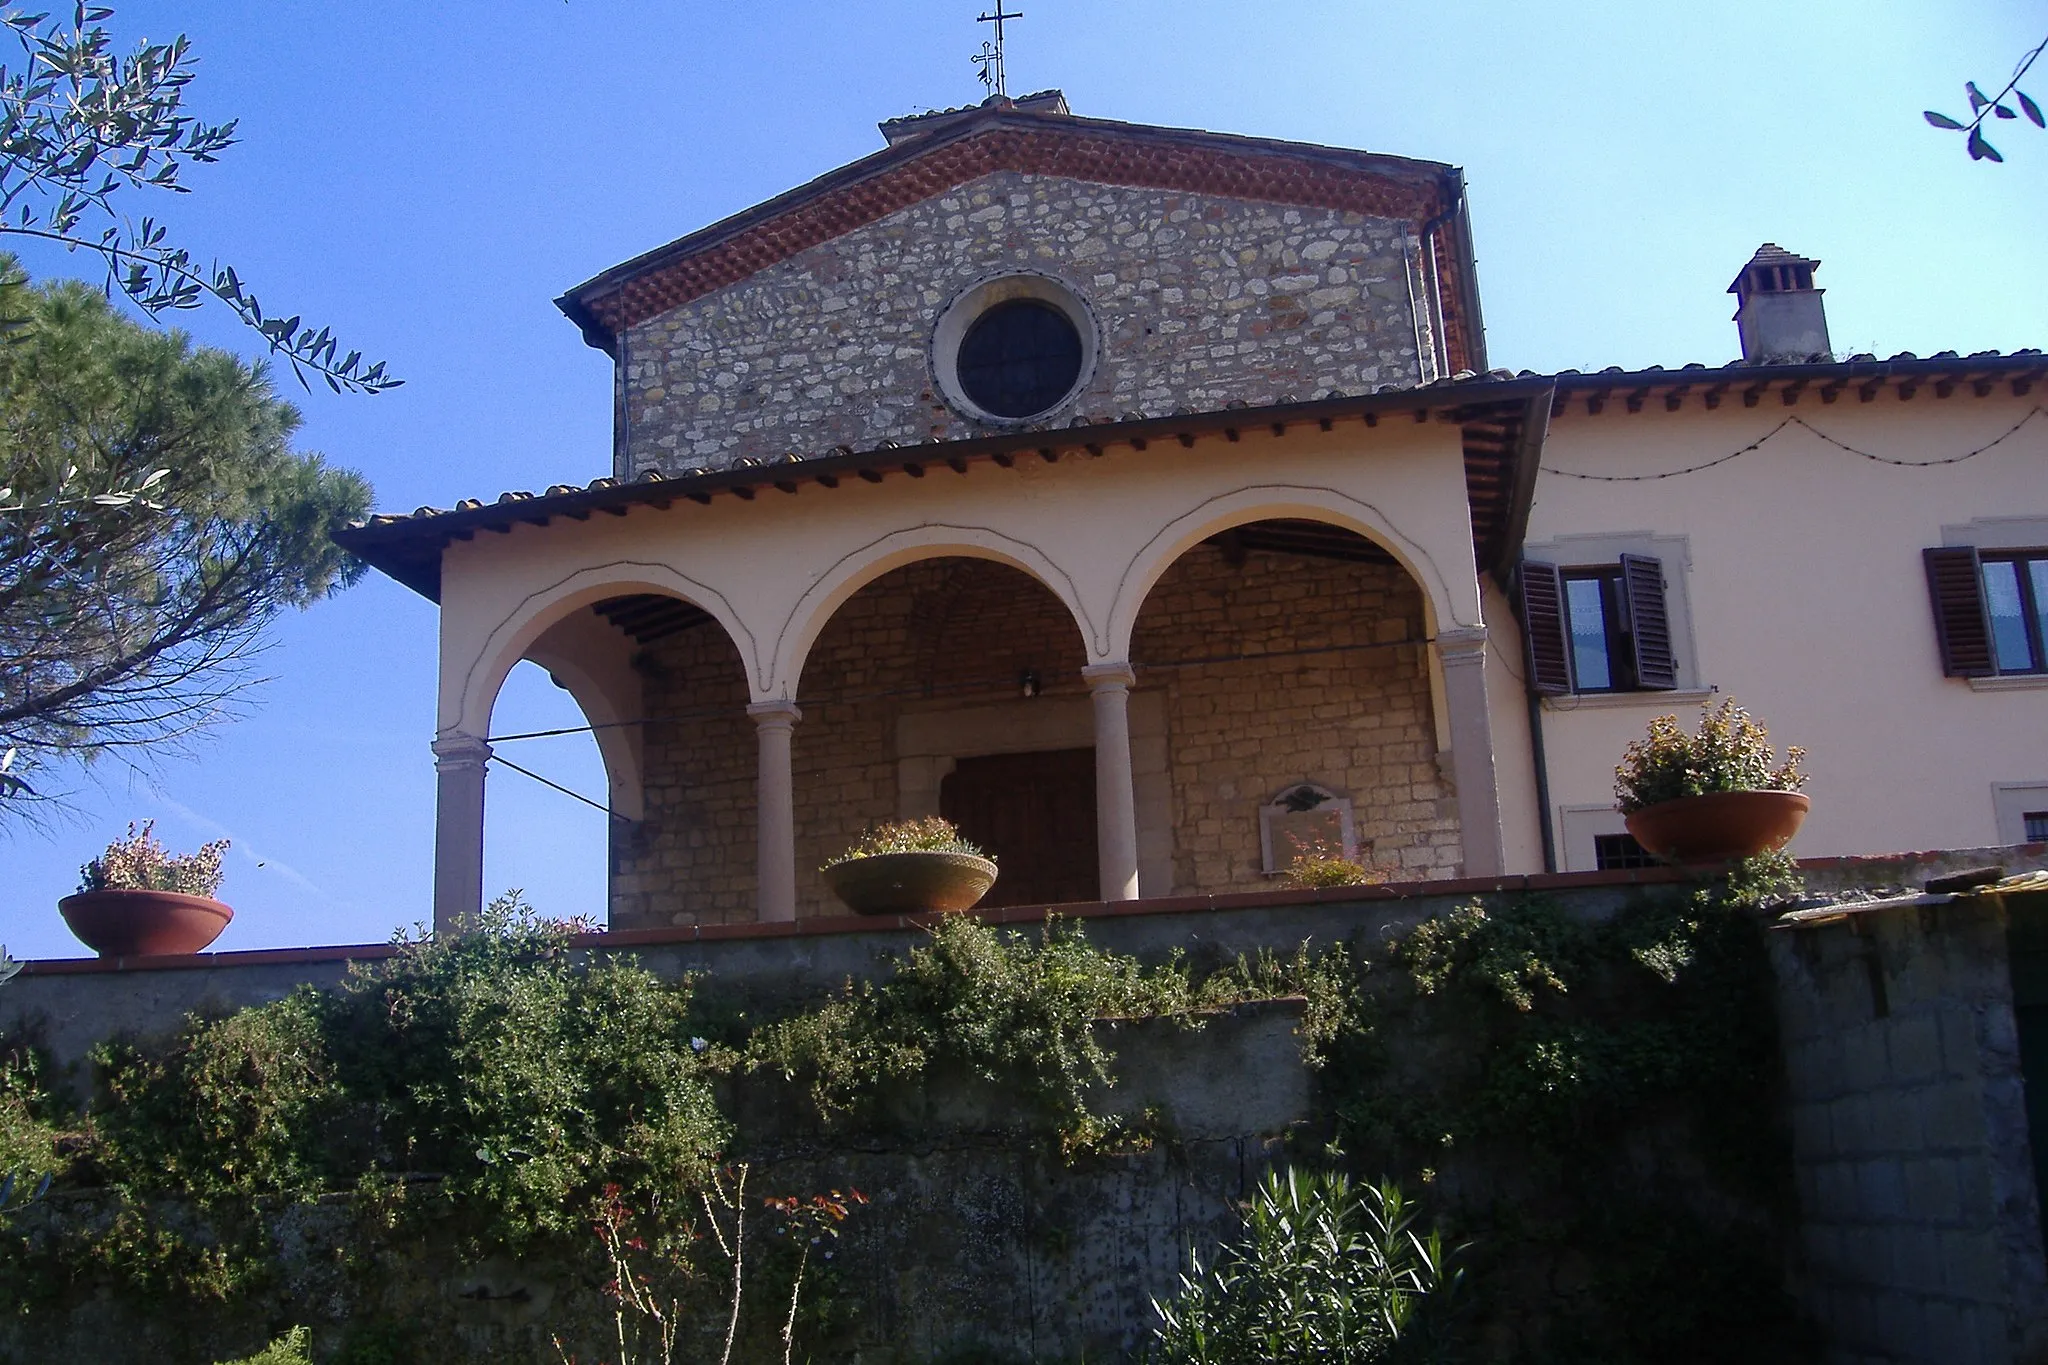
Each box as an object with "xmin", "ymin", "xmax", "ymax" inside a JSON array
[{"xmin": 0, "ymin": 866, "xmax": 1812, "ymax": 1363}]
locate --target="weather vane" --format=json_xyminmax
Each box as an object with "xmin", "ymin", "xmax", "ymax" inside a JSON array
[{"xmin": 973, "ymin": 2, "xmax": 1022, "ymax": 98}]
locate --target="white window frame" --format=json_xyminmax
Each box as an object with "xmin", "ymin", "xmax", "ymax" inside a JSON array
[
  {"xmin": 1992, "ymin": 782, "xmax": 2048, "ymax": 847},
  {"xmin": 1524, "ymin": 531, "xmax": 1709, "ymax": 709}
]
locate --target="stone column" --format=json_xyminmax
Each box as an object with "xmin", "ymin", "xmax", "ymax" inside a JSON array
[
  {"xmin": 1083, "ymin": 662, "xmax": 1142, "ymax": 901},
  {"xmin": 748, "ymin": 701, "xmax": 803, "ymax": 923},
  {"xmin": 431, "ymin": 733, "xmax": 492, "ymax": 937},
  {"xmin": 1434, "ymin": 627, "xmax": 1505, "ymax": 878}
]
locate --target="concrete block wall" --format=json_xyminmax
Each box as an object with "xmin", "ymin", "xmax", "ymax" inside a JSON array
[
  {"xmin": 1772, "ymin": 892, "xmax": 2048, "ymax": 1364},
  {"xmin": 611, "ymin": 543, "xmax": 1458, "ymax": 928}
]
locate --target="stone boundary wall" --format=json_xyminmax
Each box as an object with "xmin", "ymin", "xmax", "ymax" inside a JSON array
[
  {"xmin": 9, "ymin": 845, "xmax": 2048, "ymax": 1363},
  {"xmin": 1771, "ymin": 877, "xmax": 2048, "ymax": 1365},
  {"xmin": 0, "ymin": 1003, "xmax": 1311, "ymax": 1364},
  {"xmin": 12, "ymin": 848, "xmax": 2039, "ymax": 1092}
]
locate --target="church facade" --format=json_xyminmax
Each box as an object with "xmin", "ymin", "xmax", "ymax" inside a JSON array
[{"xmin": 337, "ymin": 94, "xmax": 2048, "ymax": 932}]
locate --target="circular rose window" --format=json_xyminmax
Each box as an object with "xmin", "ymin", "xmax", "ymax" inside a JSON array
[
  {"xmin": 955, "ymin": 299, "xmax": 1084, "ymax": 419},
  {"xmin": 932, "ymin": 274, "xmax": 1098, "ymax": 425}
]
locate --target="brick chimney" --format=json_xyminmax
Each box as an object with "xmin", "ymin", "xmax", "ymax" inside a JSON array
[{"xmin": 1729, "ymin": 244, "xmax": 1831, "ymax": 364}]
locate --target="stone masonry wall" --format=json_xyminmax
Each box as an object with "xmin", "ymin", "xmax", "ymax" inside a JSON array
[
  {"xmin": 1771, "ymin": 892, "xmax": 2048, "ymax": 1365},
  {"xmin": 610, "ymin": 543, "xmax": 1458, "ymax": 928},
  {"xmin": 620, "ymin": 170, "xmax": 1430, "ymax": 475}
]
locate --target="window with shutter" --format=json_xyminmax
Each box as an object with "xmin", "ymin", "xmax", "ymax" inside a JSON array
[
  {"xmin": 1518, "ymin": 560, "xmax": 1571, "ymax": 695},
  {"xmin": 1518, "ymin": 553, "xmax": 1685, "ymax": 696},
  {"xmin": 1621, "ymin": 553, "xmax": 1678, "ymax": 691},
  {"xmin": 1980, "ymin": 551, "xmax": 2048, "ymax": 674},
  {"xmin": 1923, "ymin": 546, "xmax": 1996, "ymax": 678}
]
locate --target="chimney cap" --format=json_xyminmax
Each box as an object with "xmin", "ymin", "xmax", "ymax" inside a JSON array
[{"xmin": 1729, "ymin": 243, "xmax": 1821, "ymax": 296}]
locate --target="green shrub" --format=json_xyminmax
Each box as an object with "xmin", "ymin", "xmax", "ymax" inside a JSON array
[
  {"xmin": 748, "ymin": 915, "xmax": 1196, "ymax": 1142},
  {"xmin": 0, "ymin": 1041, "xmax": 65, "ymax": 1181},
  {"xmin": 1613, "ymin": 698, "xmax": 1806, "ymax": 814},
  {"xmin": 78, "ymin": 820, "xmax": 229, "ymax": 896},
  {"xmin": 69, "ymin": 890, "xmax": 729, "ymax": 1303},
  {"xmin": 214, "ymin": 1327, "xmax": 312, "ymax": 1365},
  {"xmin": 1150, "ymin": 1167, "xmax": 1459, "ymax": 1364},
  {"xmin": 821, "ymin": 816, "xmax": 987, "ymax": 867}
]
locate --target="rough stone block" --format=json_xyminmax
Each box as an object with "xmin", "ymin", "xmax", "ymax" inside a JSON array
[
  {"xmin": 1793, "ymin": 1100, "xmax": 1834, "ymax": 1157},
  {"xmin": 1924, "ymin": 1079, "xmax": 1989, "ymax": 1151},
  {"xmin": 1841, "ymin": 1026, "xmax": 1892, "ymax": 1091},
  {"xmin": 1943, "ymin": 1008, "xmax": 1984, "ymax": 1080},
  {"xmin": 1832, "ymin": 1094, "xmax": 1876, "ymax": 1156},
  {"xmin": 1870, "ymin": 1091, "xmax": 1925, "ymax": 1153},
  {"xmin": 1890, "ymin": 1228, "xmax": 1944, "ymax": 1293},
  {"xmin": 1846, "ymin": 1223, "xmax": 1896, "ymax": 1284},
  {"xmin": 1856, "ymin": 1159, "xmax": 1907, "ymax": 1221},
  {"xmin": 1891, "ymin": 1015, "xmax": 1944, "ymax": 1084},
  {"xmin": 1939, "ymin": 1229, "xmax": 2003, "ymax": 1303},
  {"xmin": 1905, "ymin": 1156, "xmax": 1964, "ymax": 1226}
]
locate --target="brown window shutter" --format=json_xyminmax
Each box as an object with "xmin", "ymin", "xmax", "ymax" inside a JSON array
[
  {"xmin": 1620, "ymin": 553, "xmax": 1678, "ymax": 690},
  {"xmin": 1923, "ymin": 546, "xmax": 1994, "ymax": 677},
  {"xmin": 1518, "ymin": 560, "xmax": 1572, "ymax": 695}
]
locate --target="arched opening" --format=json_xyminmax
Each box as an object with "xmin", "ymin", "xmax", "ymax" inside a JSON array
[
  {"xmin": 480, "ymin": 658, "xmax": 613, "ymax": 925},
  {"xmin": 1129, "ymin": 518, "xmax": 1461, "ymax": 894},
  {"xmin": 467, "ymin": 589, "xmax": 753, "ymax": 933},
  {"xmin": 579, "ymin": 594, "xmax": 753, "ymax": 930},
  {"xmin": 793, "ymin": 556, "xmax": 1096, "ymax": 914}
]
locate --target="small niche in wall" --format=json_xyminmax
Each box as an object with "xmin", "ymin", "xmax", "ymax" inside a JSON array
[{"xmin": 1259, "ymin": 783, "xmax": 1356, "ymax": 875}]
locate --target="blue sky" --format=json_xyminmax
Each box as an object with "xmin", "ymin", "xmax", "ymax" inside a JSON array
[{"xmin": 4, "ymin": 0, "xmax": 2045, "ymax": 959}]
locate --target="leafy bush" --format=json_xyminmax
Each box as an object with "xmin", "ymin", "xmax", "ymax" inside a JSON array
[
  {"xmin": 1150, "ymin": 1167, "xmax": 1459, "ymax": 1364},
  {"xmin": 821, "ymin": 817, "xmax": 986, "ymax": 868},
  {"xmin": 1613, "ymin": 698, "xmax": 1806, "ymax": 815},
  {"xmin": 84, "ymin": 892, "xmax": 729, "ymax": 1271},
  {"xmin": 0, "ymin": 1041, "xmax": 65, "ymax": 1181},
  {"xmin": 749, "ymin": 915, "xmax": 1193, "ymax": 1142},
  {"xmin": 78, "ymin": 820, "xmax": 229, "ymax": 896},
  {"xmin": 214, "ymin": 1328, "xmax": 312, "ymax": 1365},
  {"xmin": 1285, "ymin": 839, "xmax": 1388, "ymax": 891}
]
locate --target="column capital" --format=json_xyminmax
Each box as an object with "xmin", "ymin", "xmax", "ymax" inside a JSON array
[
  {"xmin": 1082, "ymin": 661, "xmax": 1136, "ymax": 692},
  {"xmin": 746, "ymin": 699, "xmax": 803, "ymax": 730},
  {"xmin": 431, "ymin": 732, "xmax": 492, "ymax": 772},
  {"xmin": 1433, "ymin": 626, "xmax": 1488, "ymax": 663}
]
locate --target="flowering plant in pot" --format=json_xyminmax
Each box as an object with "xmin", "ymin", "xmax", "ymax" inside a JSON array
[
  {"xmin": 821, "ymin": 817, "xmax": 998, "ymax": 916},
  {"xmin": 59, "ymin": 821, "xmax": 234, "ymax": 956},
  {"xmin": 1615, "ymin": 699, "xmax": 1810, "ymax": 865}
]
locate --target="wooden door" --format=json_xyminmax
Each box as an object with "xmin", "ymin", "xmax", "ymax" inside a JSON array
[{"xmin": 940, "ymin": 748, "xmax": 1099, "ymax": 907}]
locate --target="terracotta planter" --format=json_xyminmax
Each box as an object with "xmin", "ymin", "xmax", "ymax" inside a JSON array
[
  {"xmin": 822, "ymin": 851, "xmax": 999, "ymax": 916},
  {"xmin": 1623, "ymin": 790, "xmax": 1811, "ymax": 866},
  {"xmin": 58, "ymin": 889, "xmax": 233, "ymax": 957}
]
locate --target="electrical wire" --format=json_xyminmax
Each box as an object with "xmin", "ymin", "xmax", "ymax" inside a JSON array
[
  {"xmin": 484, "ymin": 635, "xmax": 1438, "ymax": 746},
  {"xmin": 488, "ymin": 751, "xmax": 617, "ymax": 818},
  {"xmin": 1543, "ymin": 406, "xmax": 2045, "ymax": 482}
]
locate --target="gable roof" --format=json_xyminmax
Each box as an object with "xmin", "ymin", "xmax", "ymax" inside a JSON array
[{"xmin": 554, "ymin": 99, "xmax": 1486, "ymax": 373}]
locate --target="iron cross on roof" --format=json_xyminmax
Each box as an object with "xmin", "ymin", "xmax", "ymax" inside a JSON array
[{"xmin": 973, "ymin": 2, "xmax": 1022, "ymax": 98}]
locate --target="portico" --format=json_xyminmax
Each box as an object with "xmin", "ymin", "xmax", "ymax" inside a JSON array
[{"xmin": 339, "ymin": 387, "xmax": 1544, "ymax": 933}]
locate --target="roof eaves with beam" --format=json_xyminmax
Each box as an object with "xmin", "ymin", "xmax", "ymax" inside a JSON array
[
  {"xmin": 333, "ymin": 375, "xmax": 1553, "ymax": 603},
  {"xmin": 1540, "ymin": 349, "xmax": 2047, "ymax": 416}
]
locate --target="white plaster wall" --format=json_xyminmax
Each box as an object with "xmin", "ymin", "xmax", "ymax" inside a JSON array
[
  {"xmin": 1481, "ymin": 577, "xmax": 1546, "ymax": 872},
  {"xmin": 1517, "ymin": 392, "xmax": 2048, "ymax": 863},
  {"xmin": 434, "ymin": 420, "xmax": 1483, "ymax": 739}
]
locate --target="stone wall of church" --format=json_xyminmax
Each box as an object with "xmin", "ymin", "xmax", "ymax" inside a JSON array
[
  {"xmin": 609, "ymin": 547, "xmax": 1462, "ymax": 929},
  {"xmin": 619, "ymin": 170, "xmax": 1430, "ymax": 476}
]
